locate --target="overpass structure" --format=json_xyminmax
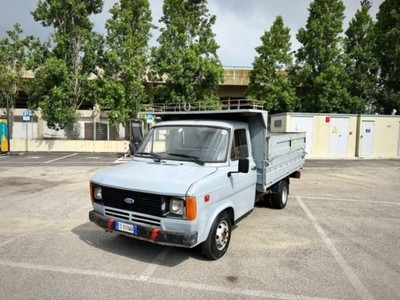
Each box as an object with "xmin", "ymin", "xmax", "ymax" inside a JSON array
[{"xmin": 10, "ymin": 67, "xmax": 252, "ymax": 109}]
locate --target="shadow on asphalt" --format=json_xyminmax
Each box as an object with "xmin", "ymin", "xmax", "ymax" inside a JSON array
[{"xmin": 72, "ymin": 222, "xmax": 209, "ymax": 266}]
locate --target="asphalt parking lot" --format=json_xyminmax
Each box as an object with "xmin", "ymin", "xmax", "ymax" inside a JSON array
[{"xmin": 0, "ymin": 153, "xmax": 399, "ymax": 300}]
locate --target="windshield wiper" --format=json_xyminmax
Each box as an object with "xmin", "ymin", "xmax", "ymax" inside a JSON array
[
  {"xmin": 167, "ymin": 153, "xmax": 205, "ymax": 166},
  {"xmin": 135, "ymin": 152, "xmax": 161, "ymax": 162}
]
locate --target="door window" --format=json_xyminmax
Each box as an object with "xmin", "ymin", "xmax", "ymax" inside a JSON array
[{"xmin": 231, "ymin": 129, "xmax": 248, "ymax": 160}]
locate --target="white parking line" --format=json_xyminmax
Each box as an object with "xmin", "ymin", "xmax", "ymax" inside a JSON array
[
  {"xmin": 138, "ymin": 248, "xmax": 170, "ymax": 281},
  {"xmin": 296, "ymin": 195, "xmax": 400, "ymax": 206},
  {"xmin": 296, "ymin": 196, "xmax": 374, "ymax": 300},
  {"xmin": 44, "ymin": 153, "xmax": 78, "ymax": 164},
  {"xmin": 113, "ymin": 156, "xmax": 132, "ymax": 164},
  {"xmin": 0, "ymin": 259, "xmax": 338, "ymax": 300}
]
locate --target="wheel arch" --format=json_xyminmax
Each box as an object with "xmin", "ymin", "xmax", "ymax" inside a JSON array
[
  {"xmin": 199, "ymin": 205, "xmax": 235, "ymax": 244},
  {"xmin": 200, "ymin": 207, "xmax": 234, "ymax": 260},
  {"xmin": 225, "ymin": 207, "xmax": 235, "ymax": 226}
]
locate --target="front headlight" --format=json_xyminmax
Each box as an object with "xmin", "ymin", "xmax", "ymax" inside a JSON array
[
  {"xmin": 169, "ymin": 198, "xmax": 184, "ymax": 216},
  {"xmin": 93, "ymin": 186, "xmax": 102, "ymax": 200}
]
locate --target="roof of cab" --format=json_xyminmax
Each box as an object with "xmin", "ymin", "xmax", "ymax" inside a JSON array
[{"xmin": 140, "ymin": 109, "xmax": 268, "ymax": 130}]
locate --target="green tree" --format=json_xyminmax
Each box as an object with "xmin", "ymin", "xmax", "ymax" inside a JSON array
[
  {"xmin": 246, "ymin": 16, "xmax": 297, "ymax": 113},
  {"xmin": 29, "ymin": 0, "xmax": 103, "ymax": 134},
  {"xmin": 0, "ymin": 24, "xmax": 45, "ymax": 138},
  {"xmin": 344, "ymin": 1, "xmax": 378, "ymax": 113},
  {"xmin": 0, "ymin": 24, "xmax": 26, "ymax": 110},
  {"xmin": 152, "ymin": 0, "xmax": 224, "ymax": 108},
  {"xmin": 29, "ymin": 58, "xmax": 76, "ymax": 130},
  {"xmin": 294, "ymin": 0, "xmax": 352, "ymax": 113},
  {"xmin": 375, "ymin": 0, "xmax": 400, "ymax": 114},
  {"xmin": 95, "ymin": 0, "xmax": 153, "ymax": 125}
]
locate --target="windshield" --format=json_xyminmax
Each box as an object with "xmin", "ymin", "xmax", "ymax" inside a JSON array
[{"xmin": 136, "ymin": 125, "xmax": 230, "ymax": 163}]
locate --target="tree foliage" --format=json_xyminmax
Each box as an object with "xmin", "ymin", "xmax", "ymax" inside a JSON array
[
  {"xmin": 0, "ymin": 24, "xmax": 43, "ymax": 103},
  {"xmin": 246, "ymin": 16, "xmax": 297, "ymax": 113},
  {"xmin": 375, "ymin": 0, "xmax": 400, "ymax": 114},
  {"xmin": 344, "ymin": 1, "xmax": 378, "ymax": 113},
  {"xmin": 152, "ymin": 0, "xmax": 224, "ymax": 107},
  {"xmin": 29, "ymin": 58, "xmax": 77, "ymax": 130},
  {"xmin": 0, "ymin": 24, "xmax": 45, "ymax": 138},
  {"xmin": 0, "ymin": 24, "xmax": 28, "ymax": 103},
  {"xmin": 95, "ymin": 0, "xmax": 153, "ymax": 125},
  {"xmin": 294, "ymin": 0, "xmax": 353, "ymax": 113},
  {"xmin": 3, "ymin": 0, "xmax": 399, "ymax": 129},
  {"xmin": 29, "ymin": 0, "xmax": 103, "ymax": 133}
]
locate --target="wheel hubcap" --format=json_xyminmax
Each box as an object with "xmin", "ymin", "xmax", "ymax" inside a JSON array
[
  {"xmin": 215, "ymin": 220, "xmax": 229, "ymax": 250},
  {"xmin": 282, "ymin": 186, "xmax": 288, "ymax": 205}
]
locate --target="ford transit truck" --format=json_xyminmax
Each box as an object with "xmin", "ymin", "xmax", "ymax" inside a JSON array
[{"xmin": 89, "ymin": 109, "xmax": 306, "ymax": 259}]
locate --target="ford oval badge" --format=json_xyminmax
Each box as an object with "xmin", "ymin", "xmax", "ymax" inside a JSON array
[{"xmin": 124, "ymin": 198, "xmax": 135, "ymax": 204}]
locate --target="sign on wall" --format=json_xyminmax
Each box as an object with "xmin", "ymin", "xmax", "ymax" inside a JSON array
[
  {"xmin": 23, "ymin": 110, "xmax": 31, "ymax": 121},
  {"xmin": 146, "ymin": 114, "xmax": 155, "ymax": 124}
]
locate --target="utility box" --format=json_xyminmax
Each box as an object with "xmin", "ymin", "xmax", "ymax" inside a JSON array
[
  {"xmin": 0, "ymin": 117, "xmax": 9, "ymax": 153},
  {"xmin": 271, "ymin": 112, "xmax": 400, "ymax": 159},
  {"xmin": 271, "ymin": 113, "xmax": 358, "ymax": 159},
  {"xmin": 357, "ymin": 115, "xmax": 400, "ymax": 158}
]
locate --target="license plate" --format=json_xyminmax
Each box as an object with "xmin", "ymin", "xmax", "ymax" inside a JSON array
[{"xmin": 115, "ymin": 221, "xmax": 137, "ymax": 235}]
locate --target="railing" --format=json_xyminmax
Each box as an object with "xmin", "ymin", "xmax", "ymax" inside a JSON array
[
  {"xmin": 142, "ymin": 99, "xmax": 263, "ymax": 112},
  {"xmin": 221, "ymin": 99, "xmax": 263, "ymax": 110}
]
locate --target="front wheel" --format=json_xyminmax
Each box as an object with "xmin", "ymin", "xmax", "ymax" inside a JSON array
[{"xmin": 201, "ymin": 211, "xmax": 232, "ymax": 260}]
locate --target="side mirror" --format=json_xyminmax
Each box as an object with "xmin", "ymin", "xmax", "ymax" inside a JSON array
[
  {"xmin": 238, "ymin": 159, "xmax": 249, "ymax": 173},
  {"xmin": 129, "ymin": 120, "xmax": 144, "ymax": 155},
  {"xmin": 228, "ymin": 159, "xmax": 249, "ymax": 177}
]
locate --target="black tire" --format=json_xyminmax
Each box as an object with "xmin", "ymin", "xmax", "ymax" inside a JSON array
[
  {"xmin": 261, "ymin": 193, "xmax": 272, "ymax": 207},
  {"xmin": 270, "ymin": 179, "xmax": 289, "ymax": 209},
  {"xmin": 201, "ymin": 211, "xmax": 232, "ymax": 260}
]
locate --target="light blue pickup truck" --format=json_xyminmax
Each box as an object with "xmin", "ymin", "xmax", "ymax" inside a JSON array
[{"xmin": 89, "ymin": 110, "xmax": 306, "ymax": 259}]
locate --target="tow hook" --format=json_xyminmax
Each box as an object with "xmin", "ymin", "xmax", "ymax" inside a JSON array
[{"xmin": 106, "ymin": 219, "xmax": 115, "ymax": 232}]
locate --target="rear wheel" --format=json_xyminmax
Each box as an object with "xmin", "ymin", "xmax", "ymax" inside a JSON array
[
  {"xmin": 201, "ymin": 211, "xmax": 231, "ymax": 260},
  {"xmin": 270, "ymin": 179, "xmax": 289, "ymax": 209}
]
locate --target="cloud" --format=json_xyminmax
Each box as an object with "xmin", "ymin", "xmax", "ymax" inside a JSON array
[
  {"xmin": 0, "ymin": 0, "xmax": 384, "ymax": 67},
  {"xmin": 207, "ymin": 0, "xmax": 384, "ymax": 66},
  {"xmin": 0, "ymin": 0, "xmax": 52, "ymax": 40}
]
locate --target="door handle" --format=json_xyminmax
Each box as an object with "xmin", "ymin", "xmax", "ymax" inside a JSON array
[{"xmin": 251, "ymin": 166, "xmax": 257, "ymax": 171}]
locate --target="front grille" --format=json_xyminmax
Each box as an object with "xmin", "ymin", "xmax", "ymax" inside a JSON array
[
  {"xmin": 105, "ymin": 207, "xmax": 161, "ymax": 227},
  {"xmin": 101, "ymin": 186, "xmax": 163, "ymax": 217}
]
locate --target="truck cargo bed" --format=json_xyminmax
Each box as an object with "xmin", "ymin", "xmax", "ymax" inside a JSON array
[{"xmin": 258, "ymin": 132, "xmax": 306, "ymax": 191}]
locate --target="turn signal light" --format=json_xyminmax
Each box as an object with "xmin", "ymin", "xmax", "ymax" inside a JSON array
[
  {"xmin": 186, "ymin": 197, "xmax": 197, "ymax": 221},
  {"xmin": 89, "ymin": 183, "xmax": 94, "ymax": 203}
]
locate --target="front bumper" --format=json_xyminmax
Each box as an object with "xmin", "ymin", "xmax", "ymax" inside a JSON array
[{"xmin": 89, "ymin": 210, "xmax": 198, "ymax": 248}]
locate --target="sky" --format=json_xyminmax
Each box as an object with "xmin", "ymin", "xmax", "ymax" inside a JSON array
[{"xmin": 0, "ymin": 0, "xmax": 384, "ymax": 67}]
